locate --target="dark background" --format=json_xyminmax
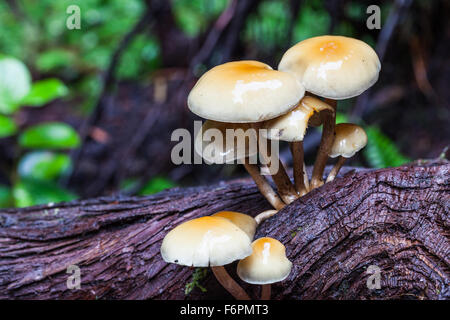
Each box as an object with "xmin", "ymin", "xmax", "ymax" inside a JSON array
[{"xmin": 0, "ymin": 0, "xmax": 448, "ymax": 208}]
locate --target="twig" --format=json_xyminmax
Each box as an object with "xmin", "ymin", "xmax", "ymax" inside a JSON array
[
  {"xmin": 189, "ymin": 0, "xmax": 238, "ymax": 71},
  {"xmin": 351, "ymin": 0, "xmax": 413, "ymax": 120},
  {"xmin": 63, "ymin": 5, "xmax": 153, "ymax": 187}
]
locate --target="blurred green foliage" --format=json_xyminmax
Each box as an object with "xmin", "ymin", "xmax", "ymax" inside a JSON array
[
  {"xmin": 18, "ymin": 151, "xmax": 71, "ymax": 181},
  {"xmin": 19, "ymin": 122, "xmax": 80, "ymax": 149},
  {"xmin": 334, "ymin": 112, "xmax": 410, "ymax": 168},
  {"xmin": 120, "ymin": 176, "xmax": 176, "ymax": 196},
  {"xmin": 0, "ymin": 115, "xmax": 18, "ymax": 138},
  {"xmin": 173, "ymin": 0, "xmax": 229, "ymax": 37},
  {"xmin": 13, "ymin": 178, "xmax": 76, "ymax": 208},
  {"xmin": 0, "ymin": 56, "xmax": 31, "ymax": 113},
  {"xmin": 0, "ymin": 0, "xmax": 411, "ymax": 209},
  {"xmin": 0, "ymin": 55, "xmax": 79, "ymax": 208},
  {"xmin": 21, "ymin": 79, "xmax": 69, "ymax": 107},
  {"xmin": 0, "ymin": 0, "xmax": 161, "ymax": 112},
  {"xmin": 139, "ymin": 176, "xmax": 176, "ymax": 195},
  {"xmin": 0, "ymin": 185, "xmax": 13, "ymax": 208},
  {"xmin": 364, "ymin": 126, "xmax": 411, "ymax": 168},
  {"xmin": 242, "ymin": 0, "xmax": 388, "ymax": 55},
  {"xmin": 185, "ymin": 267, "xmax": 208, "ymax": 295}
]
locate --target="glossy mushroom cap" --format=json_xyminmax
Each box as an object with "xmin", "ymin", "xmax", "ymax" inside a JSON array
[
  {"xmin": 262, "ymin": 96, "xmax": 334, "ymax": 142},
  {"xmin": 161, "ymin": 216, "xmax": 252, "ymax": 267},
  {"xmin": 329, "ymin": 123, "xmax": 368, "ymax": 158},
  {"xmin": 278, "ymin": 35, "xmax": 381, "ymax": 99},
  {"xmin": 237, "ymin": 237, "xmax": 292, "ymax": 285},
  {"xmin": 194, "ymin": 120, "xmax": 258, "ymax": 164},
  {"xmin": 212, "ymin": 211, "xmax": 257, "ymax": 240},
  {"xmin": 188, "ymin": 61, "xmax": 305, "ymax": 123}
]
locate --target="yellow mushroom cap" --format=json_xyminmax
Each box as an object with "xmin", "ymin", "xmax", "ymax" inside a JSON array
[
  {"xmin": 262, "ymin": 96, "xmax": 333, "ymax": 142},
  {"xmin": 212, "ymin": 211, "xmax": 257, "ymax": 240},
  {"xmin": 329, "ymin": 123, "xmax": 368, "ymax": 158},
  {"xmin": 188, "ymin": 61, "xmax": 305, "ymax": 123},
  {"xmin": 161, "ymin": 216, "xmax": 252, "ymax": 267},
  {"xmin": 237, "ymin": 237, "xmax": 292, "ymax": 285},
  {"xmin": 278, "ymin": 35, "xmax": 381, "ymax": 99},
  {"xmin": 194, "ymin": 120, "xmax": 258, "ymax": 164}
]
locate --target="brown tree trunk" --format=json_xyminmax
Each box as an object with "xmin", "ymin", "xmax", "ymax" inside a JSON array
[{"xmin": 0, "ymin": 162, "xmax": 448, "ymax": 300}]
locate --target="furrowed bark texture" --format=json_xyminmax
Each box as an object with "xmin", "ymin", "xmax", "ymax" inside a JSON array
[{"xmin": 0, "ymin": 163, "xmax": 448, "ymax": 300}]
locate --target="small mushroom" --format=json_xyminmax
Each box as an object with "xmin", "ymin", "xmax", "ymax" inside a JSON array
[
  {"xmin": 237, "ymin": 237, "xmax": 292, "ymax": 300},
  {"xmin": 188, "ymin": 61, "xmax": 305, "ymax": 205},
  {"xmin": 279, "ymin": 35, "xmax": 380, "ymax": 188},
  {"xmin": 161, "ymin": 216, "xmax": 252, "ymax": 300},
  {"xmin": 212, "ymin": 211, "xmax": 258, "ymax": 240},
  {"xmin": 326, "ymin": 123, "xmax": 367, "ymax": 182},
  {"xmin": 195, "ymin": 120, "xmax": 285, "ymax": 210},
  {"xmin": 262, "ymin": 96, "xmax": 334, "ymax": 195}
]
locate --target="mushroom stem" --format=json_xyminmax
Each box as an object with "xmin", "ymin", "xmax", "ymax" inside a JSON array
[
  {"xmin": 254, "ymin": 210, "xmax": 278, "ymax": 224},
  {"xmin": 326, "ymin": 156, "xmax": 347, "ymax": 183},
  {"xmin": 261, "ymin": 284, "xmax": 271, "ymax": 300},
  {"xmin": 289, "ymin": 141, "xmax": 307, "ymax": 196},
  {"xmin": 211, "ymin": 266, "xmax": 251, "ymax": 300},
  {"xmin": 310, "ymin": 100, "xmax": 336, "ymax": 189},
  {"xmin": 243, "ymin": 159, "xmax": 285, "ymax": 210},
  {"xmin": 257, "ymin": 135, "xmax": 298, "ymax": 204}
]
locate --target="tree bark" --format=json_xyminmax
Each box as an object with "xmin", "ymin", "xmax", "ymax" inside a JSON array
[{"xmin": 0, "ymin": 162, "xmax": 448, "ymax": 300}]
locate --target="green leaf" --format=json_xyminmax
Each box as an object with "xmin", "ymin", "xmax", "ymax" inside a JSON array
[
  {"xmin": 19, "ymin": 122, "xmax": 80, "ymax": 149},
  {"xmin": 335, "ymin": 112, "xmax": 349, "ymax": 125},
  {"xmin": 0, "ymin": 56, "xmax": 31, "ymax": 114},
  {"xmin": 139, "ymin": 176, "xmax": 176, "ymax": 195},
  {"xmin": 292, "ymin": 2, "xmax": 330, "ymax": 43},
  {"xmin": 363, "ymin": 126, "xmax": 410, "ymax": 168},
  {"xmin": 13, "ymin": 178, "xmax": 76, "ymax": 208},
  {"xmin": 36, "ymin": 49, "xmax": 76, "ymax": 72},
  {"xmin": 18, "ymin": 151, "xmax": 71, "ymax": 181},
  {"xmin": 173, "ymin": 0, "xmax": 228, "ymax": 37},
  {"xmin": 244, "ymin": 0, "xmax": 290, "ymax": 52},
  {"xmin": 0, "ymin": 114, "xmax": 17, "ymax": 138},
  {"xmin": 21, "ymin": 78, "xmax": 69, "ymax": 107},
  {"xmin": 0, "ymin": 184, "xmax": 12, "ymax": 208}
]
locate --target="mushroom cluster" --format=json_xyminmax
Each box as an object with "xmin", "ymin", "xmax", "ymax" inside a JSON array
[
  {"xmin": 161, "ymin": 211, "xmax": 291, "ymax": 300},
  {"xmin": 189, "ymin": 35, "xmax": 379, "ymax": 210},
  {"xmin": 160, "ymin": 35, "xmax": 380, "ymax": 300}
]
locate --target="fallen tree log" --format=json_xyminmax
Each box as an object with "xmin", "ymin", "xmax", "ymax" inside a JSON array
[{"xmin": 0, "ymin": 162, "xmax": 448, "ymax": 300}]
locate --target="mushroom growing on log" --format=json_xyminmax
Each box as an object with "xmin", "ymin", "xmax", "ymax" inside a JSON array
[
  {"xmin": 0, "ymin": 161, "xmax": 448, "ymax": 300},
  {"xmin": 188, "ymin": 60, "xmax": 304, "ymax": 204},
  {"xmin": 279, "ymin": 35, "xmax": 381, "ymax": 189}
]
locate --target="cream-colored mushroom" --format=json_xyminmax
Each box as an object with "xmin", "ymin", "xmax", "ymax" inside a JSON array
[
  {"xmin": 237, "ymin": 237, "xmax": 292, "ymax": 300},
  {"xmin": 263, "ymin": 96, "xmax": 334, "ymax": 195},
  {"xmin": 278, "ymin": 35, "xmax": 381, "ymax": 99},
  {"xmin": 326, "ymin": 123, "xmax": 368, "ymax": 182},
  {"xmin": 279, "ymin": 35, "xmax": 380, "ymax": 189},
  {"xmin": 188, "ymin": 60, "xmax": 304, "ymax": 123},
  {"xmin": 161, "ymin": 216, "xmax": 252, "ymax": 300},
  {"xmin": 195, "ymin": 120, "xmax": 285, "ymax": 210},
  {"xmin": 189, "ymin": 61, "xmax": 306, "ymax": 205},
  {"xmin": 212, "ymin": 211, "xmax": 257, "ymax": 240}
]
